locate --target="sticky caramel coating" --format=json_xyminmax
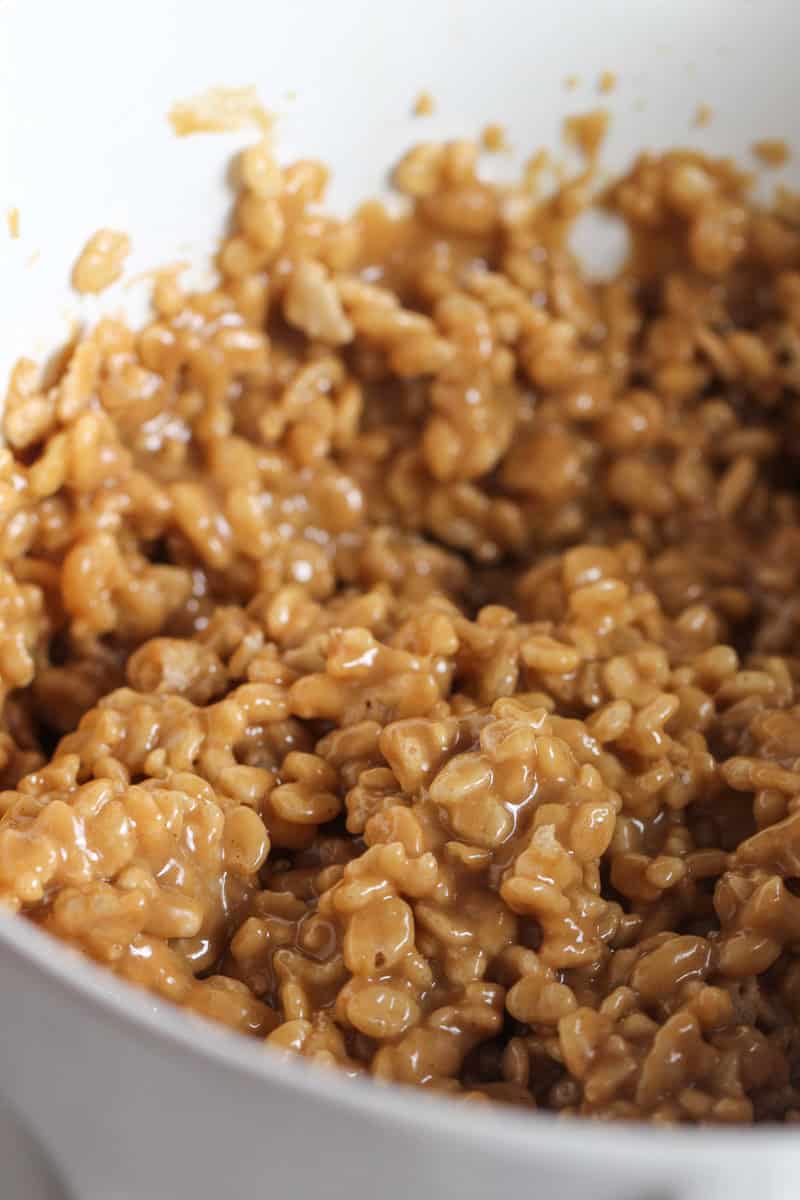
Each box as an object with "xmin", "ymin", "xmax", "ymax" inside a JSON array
[{"xmin": 3, "ymin": 133, "xmax": 800, "ymax": 1122}]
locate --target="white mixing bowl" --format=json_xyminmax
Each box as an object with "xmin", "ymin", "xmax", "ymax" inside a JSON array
[{"xmin": 2, "ymin": 1, "xmax": 800, "ymax": 1196}]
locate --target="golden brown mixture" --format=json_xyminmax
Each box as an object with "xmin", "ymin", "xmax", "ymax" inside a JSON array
[{"xmin": 4, "ymin": 129, "xmax": 800, "ymax": 1124}]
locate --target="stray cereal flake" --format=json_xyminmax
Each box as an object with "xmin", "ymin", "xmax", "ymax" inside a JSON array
[
  {"xmin": 752, "ymin": 139, "xmax": 790, "ymax": 168},
  {"xmin": 169, "ymin": 85, "xmax": 273, "ymax": 136},
  {"xmin": 71, "ymin": 229, "xmax": 131, "ymax": 295}
]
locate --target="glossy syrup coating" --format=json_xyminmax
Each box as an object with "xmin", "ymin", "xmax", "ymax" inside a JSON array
[{"xmin": 3, "ymin": 132, "xmax": 800, "ymax": 1122}]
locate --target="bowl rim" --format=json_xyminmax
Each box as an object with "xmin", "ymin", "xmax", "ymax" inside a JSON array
[{"xmin": 2, "ymin": 911, "xmax": 798, "ymax": 1172}]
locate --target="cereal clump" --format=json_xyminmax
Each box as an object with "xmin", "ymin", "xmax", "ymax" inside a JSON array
[{"xmin": 4, "ymin": 131, "xmax": 800, "ymax": 1123}]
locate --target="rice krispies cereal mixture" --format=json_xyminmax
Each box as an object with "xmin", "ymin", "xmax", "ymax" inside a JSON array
[{"xmin": 3, "ymin": 127, "xmax": 800, "ymax": 1123}]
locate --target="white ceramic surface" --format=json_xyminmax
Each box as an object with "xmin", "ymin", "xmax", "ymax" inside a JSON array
[{"xmin": 2, "ymin": 0, "xmax": 800, "ymax": 1196}]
